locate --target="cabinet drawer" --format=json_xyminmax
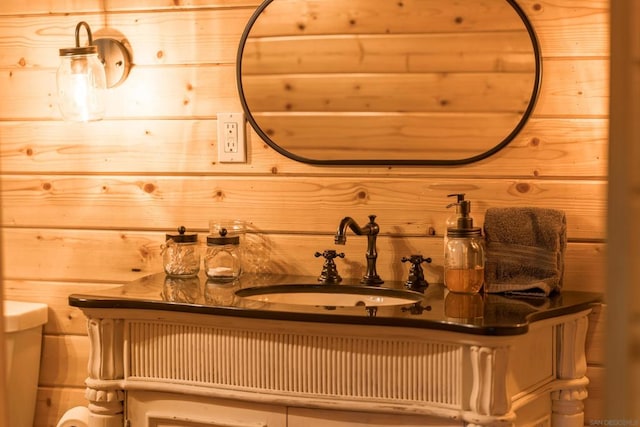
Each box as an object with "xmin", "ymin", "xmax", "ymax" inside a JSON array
[
  {"xmin": 127, "ymin": 390, "xmax": 287, "ymax": 427},
  {"xmin": 287, "ymin": 407, "xmax": 462, "ymax": 427}
]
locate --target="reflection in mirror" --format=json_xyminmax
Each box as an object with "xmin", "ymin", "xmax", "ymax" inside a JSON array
[{"xmin": 237, "ymin": 0, "xmax": 541, "ymax": 165}]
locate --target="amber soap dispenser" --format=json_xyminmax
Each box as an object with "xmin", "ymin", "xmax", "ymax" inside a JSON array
[{"xmin": 444, "ymin": 196, "xmax": 485, "ymax": 294}]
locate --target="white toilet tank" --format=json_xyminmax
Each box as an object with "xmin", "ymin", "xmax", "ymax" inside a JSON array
[{"xmin": 4, "ymin": 300, "xmax": 48, "ymax": 427}]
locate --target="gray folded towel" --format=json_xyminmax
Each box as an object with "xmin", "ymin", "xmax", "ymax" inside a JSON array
[{"xmin": 483, "ymin": 207, "xmax": 567, "ymax": 295}]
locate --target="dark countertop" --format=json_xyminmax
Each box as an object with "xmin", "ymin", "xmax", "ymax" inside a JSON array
[{"xmin": 69, "ymin": 272, "xmax": 603, "ymax": 336}]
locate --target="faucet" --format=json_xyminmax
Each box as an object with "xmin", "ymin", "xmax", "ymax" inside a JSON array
[{"xmin": 334, "ymin": 214, "xmax": 384, "ymax": 285}]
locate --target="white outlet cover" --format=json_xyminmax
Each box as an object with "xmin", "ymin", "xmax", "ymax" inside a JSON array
[{"xmin": 217, "ymin": 112, "xmax": 246, "ymax": 163}]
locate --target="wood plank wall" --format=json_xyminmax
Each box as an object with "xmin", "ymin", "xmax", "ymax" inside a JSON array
[{"xmin": 0, "ymin": 0, "xmax": 608, "ymax": 425}]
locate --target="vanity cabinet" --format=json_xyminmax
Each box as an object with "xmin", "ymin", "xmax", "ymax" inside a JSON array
[{"xmin": 68, "ymin": 274, "xmax": 599, "ymax": 427}]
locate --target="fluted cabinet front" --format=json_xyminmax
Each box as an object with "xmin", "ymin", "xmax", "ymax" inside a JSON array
[{"xmin": 75, "ymin": 308, "xmax": 592, "ymax": 427}]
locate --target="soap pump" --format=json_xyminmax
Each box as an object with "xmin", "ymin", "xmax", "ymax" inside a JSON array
[
  {"xmin": 444, "ymin": 196, "xmax": 485, "ymax": 294},
  {"xmin": 446, "ymin": 193, "xmax": 466, "ymax": 230}
]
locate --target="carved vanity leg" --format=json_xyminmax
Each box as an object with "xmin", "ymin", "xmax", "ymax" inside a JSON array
[
  {"xmin": 467, "ymin": 345, "xmax": 515, "ymax": 427},
  {"xmin": 85, "ymin": 388, "xmax": 126, "ymax": 427},
  {"xmin": 552, "ymin": 314, "xmax": 590, "ymax": 427},
  {"xmin": 85, "ymin": 318, "xmax": 126, "ymax": 427}
]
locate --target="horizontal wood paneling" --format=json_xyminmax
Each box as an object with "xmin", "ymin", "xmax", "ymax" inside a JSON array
[
  {"xmin": 3, "ymin": 280, "xmax": 122, "ymax": 335},
  {"xmin": 0, "ymin": 0, "xmax": 609, "ymax": 425},
  {"xmin": 0, "ymin": 117, "xmax": 607, "ymax": 177},
  {"xmin": 524, "ymin": 0, "xmax": 609, "ymax": 58},
  {"xmin": 0, "ymin": 9, "xmax": 253, "ymax": 68},
  {"xmin": 0, "ymin": 0, "xmax": 609, "ymax": 66},
  {"xmin": 1, "ymin": 176, "xmax": 606, "ymax": 238},
  {"xmin": 34, "ymin": 387, "xmax": 87, "ymax": 427},
  {"xmin": 39, "ymin": 335, "xmax": 90, "ymax": 387},
  {"xmin": 0, "ymin": 59, "xmax": 608, "ymax": 120},
  {"xmin": 1, "ymin": 229, "xmax": 606, "ymax": 293},
  {"xmin": 0, "ymin": 66, "xmax": 242, "ymax": 119},
  {"xmin": 535, "ymin": 58, "xmax": 609, "ymax": 117}
]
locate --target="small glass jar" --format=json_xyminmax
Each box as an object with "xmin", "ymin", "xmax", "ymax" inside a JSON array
[
  {"xmin": 204, "ymin": 228, "xmax": 242, "ymax": 283},
  {"xmin": 162, "ymin": 226, "xmax": 200, "ymax": 278},
  {"xmin": 444, "ymin": 228, "xmax": 485, "ymax": 294}
]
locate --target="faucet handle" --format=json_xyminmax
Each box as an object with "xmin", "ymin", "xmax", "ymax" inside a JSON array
[
  {"xmin": 401, "ymin": 255, "xmax": 431, "ymax": 293},
  {"xmin": 315, "ymin": 249, "xmax": 345, "ymax": 284}
]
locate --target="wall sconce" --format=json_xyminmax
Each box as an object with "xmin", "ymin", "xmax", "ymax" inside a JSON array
[{"xmin": 57, "ymin": 21, "xmax": 132, "ymax": 122}]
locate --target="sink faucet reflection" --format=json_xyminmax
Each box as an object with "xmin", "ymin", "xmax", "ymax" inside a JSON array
[{"xmin": 335, "ymin": 215, "xmax": 384, "ymax": 286}]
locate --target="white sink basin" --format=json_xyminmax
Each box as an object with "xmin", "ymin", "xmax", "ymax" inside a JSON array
[{"xmin": 235, "ymin": 284, "xmax": 422, "ymax": 307}]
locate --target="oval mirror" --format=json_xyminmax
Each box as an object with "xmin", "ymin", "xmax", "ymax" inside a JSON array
[{"xmin": 237, "ymin": 0, "xmax": 541, "ymax": 165}]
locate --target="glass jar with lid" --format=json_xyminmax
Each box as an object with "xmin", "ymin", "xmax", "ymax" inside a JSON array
[
  {"xmin": 204, "ymin": 227, "xmax": 242, "ymax": 283},
  {"xmin": 162, "ymin": 226, "xmax": 200, "ymax": 278},
  {"xmin": 444, "ymin": 228, "xmax": 485, "ymax": 293},
  {"xmin": 444, "ymin": 199, "xmax": 485, "ymax": 294}
]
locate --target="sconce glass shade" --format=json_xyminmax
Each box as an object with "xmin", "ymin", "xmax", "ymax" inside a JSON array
[{"xmin": 57, "ymin": 22, "xmax": 107, "ymax": 122}]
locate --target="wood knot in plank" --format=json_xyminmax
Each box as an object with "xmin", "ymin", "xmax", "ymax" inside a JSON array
[{"xmin": 515, "ymin": 182, "xmax": 531, "ymax": 193}]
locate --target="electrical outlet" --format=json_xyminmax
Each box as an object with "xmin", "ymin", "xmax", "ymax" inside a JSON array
[
  {"xmin": 223, "ymin": 122, "xmax": 238, "ymax": 153},
  {"xmin": 217, "ymin": 112, "xmax": 246, "ymax": 163}
]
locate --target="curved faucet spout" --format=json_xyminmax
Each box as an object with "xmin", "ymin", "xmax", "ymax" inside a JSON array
[{"xmin": 334, "ymin": 215, "xmax": 383, "ymax": 285}]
